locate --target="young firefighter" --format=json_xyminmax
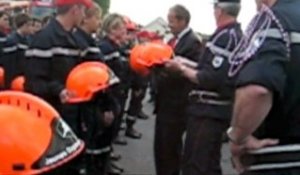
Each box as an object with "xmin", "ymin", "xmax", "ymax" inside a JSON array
[
  {"xmin": 73, "ymin": 3, "xmax": 120, "ymax": 175},
  {"xmin": 5, "ymin": 13, "xmax": 31, "ymax": 89},
  {"xmin": 24, "ymin": 0, "xmax": 92, "ymax": 174},
  {"xmin": 0, "ymin": 11, "xmax": 19, "ymax": 90}
]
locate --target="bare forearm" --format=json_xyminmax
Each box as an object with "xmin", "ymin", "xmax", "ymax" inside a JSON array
[{"xmin": 230, "ymin": 85, "xmax": 273, "ymax": 142}]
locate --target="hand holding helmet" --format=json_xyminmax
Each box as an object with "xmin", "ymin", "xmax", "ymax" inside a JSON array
[{"xmin": 130, "ymin": 41, "xmax": 173, "ymax": 76}]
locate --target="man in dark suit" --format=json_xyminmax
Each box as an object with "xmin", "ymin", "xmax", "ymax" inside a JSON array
[
  {"xmin": 165, "ymin": 1, "xmax": 242, "ymax": 174},
  {"xmin": 154, "ymin": 4, "xmax": 202, "ymax": 175}
]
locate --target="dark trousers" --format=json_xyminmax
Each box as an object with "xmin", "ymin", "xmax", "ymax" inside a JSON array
[
  {"xmin": 182, "ymin": 116, "xmax": 228, "ymax": 175},
  {"xmin": 78, "ymin": 102, "xmax": 113, "ymax": 175},
  {"xmin": 112, "ymin": 89, "xmax": 128, "ymax": 139},
  {"xmin": 126, "ymin": 87, "xmax": 147, "ymax": 127},
  {"xmin": 127, "ymin": 73, "xmax": 148, "ymax": 122},
  {"xmin": 149, "ymin": 72, "xmax": 157, "ymax": 101},
  {"xmin": 59, "ymin": 104, "xmax": 81, "ymax": 137},
  {"xmin": 154, "ymin": 116, "xmax": 186, "ymax": 175},
  {"xmin": 241, "ymin": 168, "xmax": 300, "ymax": 175},
  {"xmin": 127, "ymin": 88, "xmax": 146, "ymax": 116},
  {"xmin": 85, "ymin": 152, "xmax": 110, "ymax": 175}
]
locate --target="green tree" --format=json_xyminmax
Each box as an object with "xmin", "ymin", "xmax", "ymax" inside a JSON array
[{"xmin": 95, "ymin": 0, "xmax": 110, "ymax": 15}]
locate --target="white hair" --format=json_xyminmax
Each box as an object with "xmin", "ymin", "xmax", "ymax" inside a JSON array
[{"xmin": 217, "ymin": 2, "xmax": 241, "ymax": 17}]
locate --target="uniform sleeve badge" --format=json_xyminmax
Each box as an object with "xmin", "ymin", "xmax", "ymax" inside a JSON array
[{"xmin": 212, "ymin": 56, "xmax": 224, "ymax": 68}]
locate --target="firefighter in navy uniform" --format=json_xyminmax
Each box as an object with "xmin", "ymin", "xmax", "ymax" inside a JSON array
[
  {"xmin": 73, "ymin": 2, "xmax": 104, "ymax": 63},
  {"xmin": 227, "ymin": 0, "xmax": 300, "ymax": 175},
  {"xmin": 1, "ymin": 39, "xmax": 17, "ymax": 89},
  {"xmin": 122, "ymin": 37, "xmax": 147, "ymax": 138},
  {"xmin": 124, "ymin": 16, "xmax": 150, "ymax": 122},
  {"xmin": 99, "ymin": 13, "xmax": 142, "ymax": 144},
  {"xmin": 120, "ymin": 42, "xmax": 144, "ymax": 138},
  {"xmin": 99, "ymin": 13, "xmax": 138, "ymax": 175},
  {"xmin": 0, "ymin": 11, "xmax": 10, "ymax": 90},
  {"xmin": 0, "ymin": 11, "xmax": 9, "ymax": 36},
  {"xmin": 0, "ymin": 11, "xmax": 18, "ymax": 90},
  {"xmin": 73, "ymin": 4, "xmax": 121, "ymax": 175},
  {"xmin": 5, "ymin": 13, "xmax": 31, "ymax": 89},
  {"xmin": 165, "ymin": 1, "xmax": 242, "ymax": 175},
  {"xmin": 24, "ymin": 0, "xmax": 92, "ymax": 174},
  {"xmin": 0, "ymin": 11, "xmax": 9, "ymax": 61}
]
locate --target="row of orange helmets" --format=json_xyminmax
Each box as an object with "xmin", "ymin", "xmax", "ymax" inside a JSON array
[
  {"xmin": 0, "ymin": 41, "xmax": 173, "ymax": 103},
  {"xmin": 0, "ymin": 41, "xmax": 173, "ymax": 175}
]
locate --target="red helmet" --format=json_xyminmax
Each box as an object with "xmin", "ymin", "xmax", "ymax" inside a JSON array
[
  {"xmin": 66, "ymin": 62, "xmax": 119, "ymax": 103},
  {"xmin": 0, "ymin": 91, "xmax": 84, "ymax": 175}
]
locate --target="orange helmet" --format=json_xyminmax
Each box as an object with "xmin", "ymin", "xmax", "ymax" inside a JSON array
[
  {"xmin": 142, "ymin": 42, "xmax": 173, "ymax": 66},
  {"xmin": 66, "ymin": 62, "xmax": 119, "ymax": 103},
  {"xmin": 130, "ymin": 44, "xmax": 150, "ymax": 76},
  {"xmin": 0, "ymin": 67, "xmax": 4, "ymax": 87},
  {"xmin": 130, "ymin": 42, "xmax": 173, "ymax": 75},
  {"xmin": 11, "ymin": 76, "xmax": 25, "ymax": 91},
  {"xmin": 0, "ymin": 91, "xmax": 84, "ymax": 175}
]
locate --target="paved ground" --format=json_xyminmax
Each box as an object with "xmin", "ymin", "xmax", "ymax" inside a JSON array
[{"xmin": 114, "ymin": 96, "xmax": 238, "ymax": 175}]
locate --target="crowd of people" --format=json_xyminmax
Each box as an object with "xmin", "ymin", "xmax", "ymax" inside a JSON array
[
  {"xmin": 1, "ymin": 0, "xmax": 300, "ymax": 175},
  {"xmin": 0, "ymin": 1, "xmax": 154, "ymax": 174}
]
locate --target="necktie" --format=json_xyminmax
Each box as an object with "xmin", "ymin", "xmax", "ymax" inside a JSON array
[{"xmin": 168, "ymin": 36, "xmax": 177, "ymax": 49}]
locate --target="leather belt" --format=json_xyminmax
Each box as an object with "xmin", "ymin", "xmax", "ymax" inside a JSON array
[{"xmin": 188, "ymin": 90, "xmax": 231, "ymax": 106}]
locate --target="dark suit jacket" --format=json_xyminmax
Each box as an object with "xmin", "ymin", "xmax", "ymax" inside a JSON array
[
  {"xmin": 173, "ymin": 29, "xmax": 202, "ymax": 62},
  {"xmin": 155, "ymin": 29, "xmax": 203, "ymax": 122}
]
